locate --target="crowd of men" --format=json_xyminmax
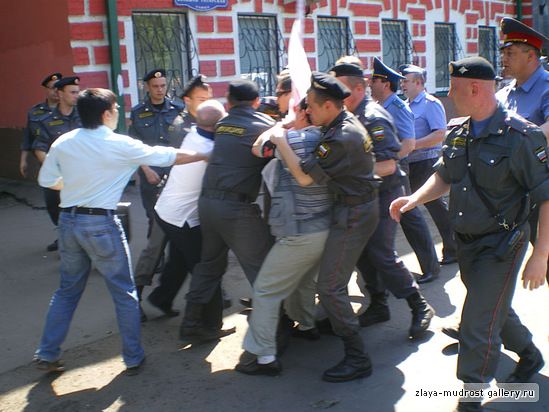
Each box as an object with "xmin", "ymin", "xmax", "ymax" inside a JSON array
[{"xmin": 23, "ymin": 16, "xmax": 548, "ymax": 412}]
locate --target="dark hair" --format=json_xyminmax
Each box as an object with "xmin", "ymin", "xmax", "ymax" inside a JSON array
[
  {"xmin": 227, "ymin": 95, "xmax": 255, "ymax": 107},
  {"xmin": 388, "ymin": 80, "xmax": 399, "ymax": 93},
  {"xmin": 277, "ymin": 75, "xmax": 292, "ymax": 92},
  {"xmin": 77, "ymin": 88, "xmax": 117, "ymax": 129},
  {"xmin": 308, "ymin": 88, "xmax": 344, "ymax": 109}
]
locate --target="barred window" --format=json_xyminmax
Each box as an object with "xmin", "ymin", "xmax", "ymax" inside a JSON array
[
  {"xmin": 132, "ymin": 12, "xmax": 195, "ymax": 101},
  {"xmin": 382, "ymin": 20, "xmax": 411, "ymax": 70},
  {"xmin": 238, "ymin": 15, "xmax": 283, "ymax": 96},
  {"xmin": 317, "ymin": 17, "xmax": 352, "ymax": 72},
  {"xmin": 435, "ymin": 23, "xmax": 457, "ymax": 91},
  {"xmin": 479, "ymin": 26, "xmax": 498, "ymax": 71}
]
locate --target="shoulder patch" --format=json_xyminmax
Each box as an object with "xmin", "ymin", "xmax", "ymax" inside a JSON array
[
  {"xmin": 534, "ymin": 146, "xmax": 548, "ymax": 163},
  {"xmin": 216, "ymin": 125, "xmax": 246, "ymax": 136},
  {"xmin": 138, "ymin": 111, "xmax": 154, "ymax": 119},
  {"xmin": 505, "ymin": 114, "xmax": 537, "ymax": 135},
  {"xmin": 316, "ymin": 142, "xmax": 331, "ymax": 158},
  {"xmin": 370, "ymin": 125, "xmax": 385, "ymax": 141}
]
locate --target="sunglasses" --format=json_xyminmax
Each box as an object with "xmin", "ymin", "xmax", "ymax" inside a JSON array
[{"xmin": 275, "ymin": 90, "xmax": 291, "ymax": 98}]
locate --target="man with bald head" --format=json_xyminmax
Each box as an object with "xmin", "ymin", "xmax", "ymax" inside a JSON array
[
  {"xmin": 150, "ymin": 100, "xmax": 227, "ymax": 319},
  {"xmin": 390, "ymin": 57, "xmax": 549, "ymax": 412}
]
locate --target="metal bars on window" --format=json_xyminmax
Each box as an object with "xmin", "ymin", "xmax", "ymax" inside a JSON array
[
  {"xmin": 132, "ymin": 12, "xmax": 196, "ymax": 101},
  {"xmin": 434, "ymin": 23, "xmax": 459, "ymax": 91},
  {"xmin": 317, "ymin": 17, "xmax": 357, "ymax": 72},
  {"xmin": 382, "ymin": 20, "xmax": 415, "ymax": 71},
  {"xmin": 238, "ymin": 14, "xmax": 285, "ymax": 96},
  {"xmin": 478, "ymin": 26, "xmax": 498, "ymax": 72}
]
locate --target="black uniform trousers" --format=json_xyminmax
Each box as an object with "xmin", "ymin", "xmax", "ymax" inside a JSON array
[
  {"xmin": 317, "ymin": 200, "xmax": 379, "ymax": 337},
  {"xmin": 357, "ymin": 186, "xmax": 418, "ymax": 299},
  {"xmin": 456, "ymin": 225, "xmax": 533, "ymax": 383},
  {"xmin": 186, "ymin": 196, "xmax": 273, "ymax": 307},
  {"xmin": 43, "ymin": 187, "xmax": 60, "ymax": 226},
  {"xmin": 150, "ymin": 213, "xmax": 222, "ymax": 327},
  {"xmin": 409, "ymin": 158, "xmax": 457, "ymax": 260},
  {"xmin": 399, "ymin": 161, "xmax": 439, "ymax": 274}
]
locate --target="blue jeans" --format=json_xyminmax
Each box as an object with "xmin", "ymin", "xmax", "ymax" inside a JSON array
[{"xmin": 35, "ymin": 211, "xmax": 144, "ymax": 367}]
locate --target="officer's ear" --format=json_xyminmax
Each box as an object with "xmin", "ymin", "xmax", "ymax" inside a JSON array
[{"xmin": 252, "ymin": 97, "xmax": 261, "ymax": 109}]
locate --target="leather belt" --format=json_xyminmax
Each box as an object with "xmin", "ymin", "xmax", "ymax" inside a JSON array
[
  {"xmin": 202, "ymin": 189, "xmax": 253, "ymax": 203},
  {"xmin": 335, "ymin": 191, "xmax": 377, "ymax": 206},
  {"xmin": 61, "ymin": 207, "xmax": 114, "ymax": 216}
]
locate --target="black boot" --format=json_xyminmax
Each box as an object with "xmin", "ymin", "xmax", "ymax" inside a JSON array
[
  {"xmin": 358, "ymin": 292, "xmax": 390, "ymax": 327},
  {"xmin": 506, "ymin": 342, "xmax": 544, "ymax": 383},
  {"xmin": 322, "ymin": 334, "xmax": 373, "ymax": 382},
  {"xmin": 406, "ymin": 292, "xmax": 434, "ymax": 339}
]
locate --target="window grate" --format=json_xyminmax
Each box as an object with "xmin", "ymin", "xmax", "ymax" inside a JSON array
[
  {"xmin": 479, "ymin": 26, "xmax": 498, "ymax": 73},
  {"xmin": 317, "ymin": 17, "xmax": 357, "ymax": 72},
  {"xmin": 382, "ymin": 20, "xmax": 415, "ymax": 71}
]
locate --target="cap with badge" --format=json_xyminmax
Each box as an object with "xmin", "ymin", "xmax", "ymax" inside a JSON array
[
  {"xmin": 449, "ymin": 57, "xmax": 496, "ymax": 80},
  {"xmin": 329, "ymin": 62, "xmax": 364, "ymax": 78},
  {"xmin": 41, "ymin": 73, "xmax": 62, "ymax": 87},
  {"xmin": 54, "ymin": 76, "xmax": 80, "ymax": 89},
  {"xmin": 143, "ymin": 68, "xmax": 166, "ymax": 82},
  {"xmin": 182, "ymin": 74, "xmax": 209, "ymax": 97},
  {"xmin": 372, "ymin": 57, "xmax": 405, "ymax": 83},
  {"xmin": 228, "ymin": 79, "xmax": 259, "ymax": 101},
  {"xmin": 399, "ymin": 64, "xmax": 426, "ymax": 81},
  {"xmin": 309, "ymin": 71, "xmax": 351, "ymax": 100},
  {"xmin": 500, "ymin": 17, "xmax": 549, "ymax": 51}
]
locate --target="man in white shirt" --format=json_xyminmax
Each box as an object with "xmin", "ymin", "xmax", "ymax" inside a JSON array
[
  {"xmin": 148, "ymin": 101, "xmax": 231, "ymax": 334},
  {"xmin": 34, "ymin": 88, "xmax": 207, "ymax": 375}
]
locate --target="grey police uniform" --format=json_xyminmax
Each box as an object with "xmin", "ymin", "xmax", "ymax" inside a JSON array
[
  {"xmin": 301, "ymin": 110, "xmax": 379, "ymax": 338},
  {"xmin": 22, "ymin": 102, "xmax": 54, "ymax": 152},
  {"xmin": 32, "ymin": 106, "xmax": 82, "ymax": 226},
  {"xmin": 437, "ymin": 106, "xmax": 549, "ymax": 383},
  {"xmin": 354, "ymin": 98, "xmax": 419, "ymax": 299},
  {"xmin": 128, "ymin": 97, "xmax": 185, "ymax": 228},
  {"xmin": 185, "ymin": 105, "xmax": 275, "ymax": 309}
]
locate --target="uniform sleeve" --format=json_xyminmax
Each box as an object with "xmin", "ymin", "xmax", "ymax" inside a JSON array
[
  {"xmin": 37, "ymin": 148, "xmax": 62, "ymax": 188},
  {"xmin": 30, "ymin": 119, "xmax": 51, "ymax": 152},
  {"xmin": 391, "ymin": 104, "xmax": 415, "ymax": 140},
  {"xmin": 511, "ymin": 130, "xmax": 549, "ymax": 205},
  {"xmin": 541, "ymin": 83, "xmax": 549, "ymax": 122},
  {"xmin": 367, "ymin": 117, "xmax": 400, "ymax": 161},
  {"xmin": 117, "ymin": 135, "xmax": 177, "ymax": 167},
  {"xmin": 426, "ymin": 99, "xmax": 447, "ymax": 132},
  {"xmin": 127, "ymin": 110, "xmax": 141, "ymax": 141}
]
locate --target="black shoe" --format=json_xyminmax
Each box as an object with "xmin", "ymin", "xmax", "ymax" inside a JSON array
[
  {"xmin": 139, "ymin": 303, "xmax": 148, "ymax": 323},
  {"xmin": 506, "ymin": 342, "xmax": 544, "ymax": 383},
  {"xmin": 125, "ymin": 357, "xmax": 145, "ymax": 376},
  {"xmin": 46, "ymin": 239, "xmax": 58, "ymax": 252},
  {"xmin": 239, "ymin": 297, "xmax": 253, "ymax": 308},
  {"xmin": 406, "ymin": 292, "xmax": 435, "ymax": 339},
  {"xmin": 358, "ymin": 304, "xmax": 390, "ymax": 327},
  {"xmin": 147, "ymin": 295, "xmax": 180, "ymax": 317},
  {"xmin": 179, "ymin": 325, "xmax": 236, "ymax": 344},
  {"xmin": 322, "ymin": 358, "xmax": 372, "ymax": 382},
  {"xmin": 235, "ymin": 352, "xmax": 282, "ymax": 376},
  {"xmin": 440, "ymin": 256, "xmax": 458, "ymax": 265},
  {"xmin": 35, "ymin": 358, "xmax": 65, "ymax": 372},
  {"xmin": 441, "ymin": 326, "xmax": 460, "ymax": 341},
  {"xmin": 315, "ymin": 318, "xmax": 336, "ymax": 335},
  {"xmin": 413, "ymin": 271, "xmax": 439, "ymax": 284},
  {"xmin": 291, "ymin": 326, "xmax": 321, "ymax": 341},
  {"xmin": 454, "ymin": 401, "xmax": 483, "ymax": 412}
]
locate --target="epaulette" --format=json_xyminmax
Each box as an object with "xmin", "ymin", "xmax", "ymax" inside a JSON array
[
  {"xmin": 169, "ymin": 99, "xmax": 184, "ymax": 110},
  {"xmin": 131, "ymin": 101, "xmax": 147, "ymax": 112},
  {"xmin": 447, "ymin": 116, "xmax": 469, "ymax": 129},
  {"xmin": 505, "ymin": 113, "xmax": 538, "ymax": 135},
  {"xmin": 424, "ymin": 93, "xmax": 439, "ymax": 103},
  {"xmin": 392, "ymin": 97, "xmax": 405, "ymax": 109}
]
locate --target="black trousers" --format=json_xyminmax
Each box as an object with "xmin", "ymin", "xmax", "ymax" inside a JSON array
[
  {"xmin": 409, "ymin": 158, "xmax": 457, "ymax": 260},
  {"xmin": 43, "ymin": 187, "xmax": 60, "ymax": 226},
  {"xmin": 152, "ymin": 214, "xmax": 223, "ymax": 328},
  {"xmin": 357, "ymin": 187, "xmax": 417, "ymax": 299}
]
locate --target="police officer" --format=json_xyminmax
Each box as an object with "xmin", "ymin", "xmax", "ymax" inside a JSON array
[
  {"xmin": 133, "ymin": 74, "xmax": 212, "ymax": 321},
  {"xmin": 129, "ymin": 68, "xmax": 185, "ymax": 232},
  {"xmin": 20, "ymin": 72, "xmax": 62, "ymax": 178},
  {"xmin": 400, "ymin": 64, "xmax": 458, "ymax": 266},
  {"xmin": 179, "ymin": 80, "xmax": 275, "ymax": 343},
  {"xmin": 271, "ymin": 72, "xmax": 379, "ymax": 382},
  {"xmin": 497, "ymin": 17, "xmax": 549, "ymax": 247},
  {"xmin": 32, "ymin": 76, "xmax": 82, "ymax": 252},
  {"xmin": 390, "ymin": 57, "xmax": 549, "ymax": 412},
  {"xmin": 330, "ymin": 61, "xmax": 434, "ymax": 339},
  {"xmin": 370, "ymin": 57, "xmax": 440, "ymax": 283}
]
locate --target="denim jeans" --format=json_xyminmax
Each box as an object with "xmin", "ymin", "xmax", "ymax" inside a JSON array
[{"xmin": 35, "ymin": 211, "xmax": 144, "ymax": 368}]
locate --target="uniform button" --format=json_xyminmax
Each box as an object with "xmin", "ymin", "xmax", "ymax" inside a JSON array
[
  {"xmin": 463, "ymin": 187, "xmax": 467, "ymax": 191},
  {"xmin": 467, "ymin": 163, "xmax": 471, "ymax": 167},
  {"xmin": 160, "ymin": 136, "xmax": 165, "ymax": 140},
  {"xmin": 458, "ymin": 212, "xmax": 463, "ymax": 216},
  {"xmin": 469, "ymin": 139, "xmax": 473, "ymax": 143},
  {"xmin": 490, "ymin": 159, "xmax": 495, "ymax": 164}
]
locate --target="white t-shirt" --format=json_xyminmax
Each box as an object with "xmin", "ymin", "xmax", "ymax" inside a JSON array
[{"xmin": 155, "ymin": 126, "xmax": 214, "ymax": 228}]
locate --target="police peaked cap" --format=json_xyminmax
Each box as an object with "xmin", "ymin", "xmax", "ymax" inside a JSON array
[
  {"xmin": 143, "ymin": 68, "xmax": 166, "ymax": 82},
  {"xmin": 182, "ymin": 74, "xmax": 209, "ymax": 97},
  {"xmin": 372, "ymin": 57, "xmax": 405, "ymax": 83},
  {"xmin": 41, "ymin": 73, "xmax": 62, "ymax": 87},
  {"xmin": 309, "ymin": 71, "xmax": 351, "ymax": 100},
  {"xmin": 329, "ymin": 62, "xmax": 365, "ymax": 78},
  {"xmin": 228, "ymin": 79, "xmax": 259, "ymax": 101},
  {"xmin": 449, "ymin": 57, "xmax": 496, "ymax": 81},
  {"xmin": 500, "ymin": 17, "xmax": 549, "ymax": 51},
  {"xmin": 54, "ymin": 76, "xmax": 80, "ymax": 89},
  {"xmin": 399, "ymin": 64, "xmax": 427, "ymax": 81}
]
